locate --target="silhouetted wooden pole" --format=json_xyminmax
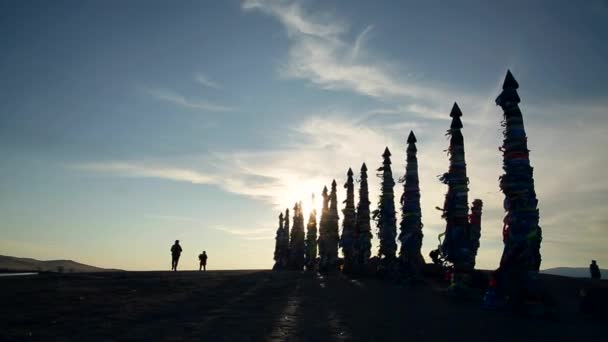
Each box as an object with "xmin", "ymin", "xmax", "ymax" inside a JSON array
[
  {"xmin": 318, "ymin": 186, "xmax": 330, "ymax": 272},
  {"xmin": 495, "ymin": 70, "xmax": 542, "ymax": 293},
  {"xmin": 305, "ymin": 194, "xmax": 318, "ymax": 271},
  {"xmin": 327, "ymin": 179, "xmax": 340, "ymax": 271},
  {"xmin": 282, "ymin": 208, "xmax": 290, "ymax": 269},
  {"xmin": 354, "ymin": 163, "xmax": 371, "ymax": 273},
  {"xmin": 273, "ymin": 212, "xmax": 284, "ymax": 270},
  {"xmin": 340, "ymin": 168, "xmax": 356, "ymax": 274},
  {"xmin": 469, "ymin": 199, "xmax": 483, "ymax": 269},
  {"xmin": 398, "ymin": 131, "xmax": 424, "ymax": 277},
  {"xmin": 288, "ymin": 202, "xmax": 306, "ymax": 270},
  {"xmin": 374, "ymin": 147, "xmax": 397, "ymax": 275},
  {"xmin": 438, "ymin": 103, "xmax": 470, "ymax": 272},
  {"xmin": 436, "ymin": 104, "xmax": 484, "ymax": 285}
]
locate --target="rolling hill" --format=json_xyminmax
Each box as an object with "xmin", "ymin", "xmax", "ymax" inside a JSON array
[
  {"xmin": 0, "ymin": 255, "xmax": 121, "ymax": 273},
  {"xmin": 542, "ymin": 266, "xmax": 605, "ymax": 279}
]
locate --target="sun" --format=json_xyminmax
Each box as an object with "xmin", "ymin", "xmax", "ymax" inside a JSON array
[{"xmin": 277, "ymin": 177, "xmax": 327, "ymax": 222}]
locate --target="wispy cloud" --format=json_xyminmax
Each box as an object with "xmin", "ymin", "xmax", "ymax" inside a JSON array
[
  {"xmin": 73, "ymin": 162, "xmax": 217, "ymax": 184},
  {"xmin": 71, "ymin": 113, "xmax": 398, "ymax": 210},
  {"xmin": 242, "ymin": 0, "xmax": 445, "ymax": 101},
  {"xmin": 214, "ymin": 226, "xmax": 275, "ymax": 239},
  {"xmin": 351, "ymin": 25, "xmax": 374, "ymax": 60},
  {"xmin": 242, "ymin": 0, "xmax": 345, "ymax": 38},
  {"xmin": 195, "ymin": 73, "xmax": 221, "ymax": 89},
  {"xmin": 146, "ymin": 88, "xmax": 232, "ymax": 112},
  {"xmin": 146, "ymin": 214, "xmax": 274, "ymax": 240}
]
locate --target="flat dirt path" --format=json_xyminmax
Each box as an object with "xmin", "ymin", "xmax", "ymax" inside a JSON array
[{"xmin": 0, "ymin": 271, "xmax": 603, "ymax": 341}]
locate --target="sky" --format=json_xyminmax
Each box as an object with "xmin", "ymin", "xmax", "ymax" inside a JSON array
[{"xmin": 1, "ymin": 0, "xmax": 607, "ymax": 271}]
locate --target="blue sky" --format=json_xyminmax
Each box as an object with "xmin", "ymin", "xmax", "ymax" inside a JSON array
[{"xmin": 1, "ymin": 0, "xmax": 607, "ymax": 270}]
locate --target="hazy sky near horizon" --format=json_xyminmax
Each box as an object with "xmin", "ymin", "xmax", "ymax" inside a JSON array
[{"xmin": 1, "ymin": 0, "xmax": 607, "ymax": 271}]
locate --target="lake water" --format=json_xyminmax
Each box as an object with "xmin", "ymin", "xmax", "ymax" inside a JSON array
[{"xmin": 0, "ymin": 272, "xmax": 38, "ymax": 277}]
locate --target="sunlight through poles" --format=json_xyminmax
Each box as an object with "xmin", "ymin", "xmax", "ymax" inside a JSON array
[
  {"xmin": 305, "ymin": 194, "xmax": 318, "ymax": 271},
  {"xmin": 288, "ymin": 202, "xmax": 306, "ymax": 270},
  {"xmin": 318, "ymin": 186, "xmax": 331, "ymax": 272},
  {"xmin": 273, "ymin": 212, "xmax": 286, "ymax": 271},
  {"xmin": 327, "ymin": 180, "xmax": 340, "ymax": 271}
]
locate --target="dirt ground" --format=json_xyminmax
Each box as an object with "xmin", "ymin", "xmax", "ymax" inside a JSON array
[{"xmin": 1, "ymin": 270, "xmax": 604, "ymax": 341}]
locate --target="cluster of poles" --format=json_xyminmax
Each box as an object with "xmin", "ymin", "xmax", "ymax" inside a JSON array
[{"xmin": 272, "ymin": 71, "xmax": 542, "ymax": 296}]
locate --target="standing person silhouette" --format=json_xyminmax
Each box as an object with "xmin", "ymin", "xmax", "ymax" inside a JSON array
[
  {"xmin": 199, "ymin": 251, "xmax": 208, "ymax": 271},
  {"xmin": 171, "ymin": 240, "xmax": 182, "ymax": 271},
  {"xmin": 590, "ymin": 260, "xmax": 601, "ymax": 280}
]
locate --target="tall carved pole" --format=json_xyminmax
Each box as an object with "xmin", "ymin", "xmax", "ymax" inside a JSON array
[
  {"xmin": 273, "ymin": 213, "xmax": 285, "ymax": 270},
  {"xmin": 305, "ymin": 194, "xmax": 318, "ymax": 271},
  {"xmin": 327, "ymin": 180, "xmax": 340, "ymax": 271},
  {"xmin": 282, "ymin": 208, "xmax": 290, "ymax": 269},
  {"xmin": 288, "ymin": 202, "xmax": 305, "ymax": 270},
  {"xmin": 341, "ymin": 168, "xmax": 356, "ymax": 274},
  {"xmin": 318, "ymin": 186, "xmax": 330, "ymax": 272},
  {"xmin": 374, "ymin": 147, "xmax": 397, "ymax": 275},
  {"xmin": 439, "ymin": 103, "xmax": 470, "ymax": 272},
  {"xmin": 354, "ymin": 163, "xmax": 371, "ymax": 273},
  {"xmin": 495, "ymin": 70, "xmax": 542, "ymax": 295},
  {"xmin": 398, "ymin": 131, "xmax": 424, "ymax": 276}
]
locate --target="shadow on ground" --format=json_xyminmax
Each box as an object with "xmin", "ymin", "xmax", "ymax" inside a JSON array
[{"xmin": 0, "ymin": 270, "xmax": 605, "ymax": 341}]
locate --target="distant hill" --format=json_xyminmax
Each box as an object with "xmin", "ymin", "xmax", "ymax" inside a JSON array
[
  {"xmin": 0, "ymin": 255, "xmax": 121, "ymax": 273},
  {"xmin": 542, "ymin": 267, "xmax": 606, "ymax": 279}
]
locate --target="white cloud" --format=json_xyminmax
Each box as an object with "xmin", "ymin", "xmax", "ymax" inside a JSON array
[
  {"xmin": 405, "ymin": 104, "xmax": 452, "ymax": 121},
  {"xmin": 242, "ymin": 0, "xmax": 345, "ymax": 38},
  {"xmin": 145, "ymin": 214, "xmax": 274, "ymax": 240},
  {"xmin": 351, "ymin": 25, "xmax": 374, "ymax": 60},
  {"xmin": 242, "ymin": 0, "xmax": 446, "ymax": 101},
  {"xmin": 73, "ymin": 162, "xmax": 217, "ymax": 184},
  {"xmin": 214, "ymin": 226, "xmax": 275, "ymax": 239},
  {"xmin": 195, "ymin": 73, "xmax": 221, "ymax": 89},
  {"xmin": 146, "ymin": 88, "xmax": 232, "ymax": 112}
]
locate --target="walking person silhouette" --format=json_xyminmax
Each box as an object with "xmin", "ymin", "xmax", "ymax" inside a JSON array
[{"xmin": 171, "ymin": 240, "xmax": 182, "ymax": 271}]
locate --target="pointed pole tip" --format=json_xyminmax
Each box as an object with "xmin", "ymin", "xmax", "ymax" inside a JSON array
[
  {"xmin": 407, "ymin": 131, "xmax": 417, "ymax": 143},
  {"xmin": 503, "ymin": 70, "xmax": 519, "ymax": 89},
  {"xmin": 450, "ymin": 102, "xmax": 462, "ymax": 117}
]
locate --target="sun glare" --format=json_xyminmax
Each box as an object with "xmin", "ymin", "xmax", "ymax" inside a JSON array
[{"xmin": 278, "ymin": 178, "xmax": 327, "ymax": 222}]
